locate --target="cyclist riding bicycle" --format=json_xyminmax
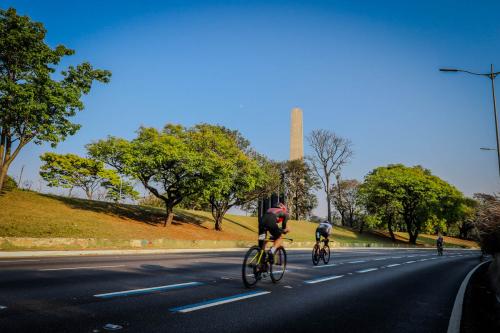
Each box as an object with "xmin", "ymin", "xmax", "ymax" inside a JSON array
[
  {"xmin": 436, "ymin": 234, "xmax": 444, "ymax": 251},
  {"xmin": 258, "ymin": 203, "xmax": 290, "ymax": 263},
  {"xmin": 316, "ymin": 220, "xmax": 332, "ymax": 245}
]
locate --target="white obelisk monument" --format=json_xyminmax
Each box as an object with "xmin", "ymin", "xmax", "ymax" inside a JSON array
[{"xmin": 290, "ymin": 107, "xmax": 304, "ymax": 160}]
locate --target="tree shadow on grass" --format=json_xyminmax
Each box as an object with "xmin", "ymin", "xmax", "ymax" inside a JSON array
[
  {"xmin": 222, "ymin": 216, "xmax": 257, "ymax": 233},
  {"xmin": 43, "ymin": 194, "xmax": 208, "ymax": 229}
]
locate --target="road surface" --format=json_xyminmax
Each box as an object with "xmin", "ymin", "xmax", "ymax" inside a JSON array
[{"xmin": 0, "ymin": 248, "xmax": 481, "ymax": 332}]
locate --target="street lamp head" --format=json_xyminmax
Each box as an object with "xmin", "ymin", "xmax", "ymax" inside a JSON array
[{"xmin": 439, "ymin": 68, "xmax": 459, "ymax": 72}]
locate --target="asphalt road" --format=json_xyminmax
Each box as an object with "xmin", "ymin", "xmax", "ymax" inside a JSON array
[{"xmin": 0, "ymin": 248, "xmax": 481, "ymax": 333}]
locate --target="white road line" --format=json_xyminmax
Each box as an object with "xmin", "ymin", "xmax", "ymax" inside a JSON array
[
  {"xmin": 304, "ymin": 275, "xmax": 344, "ymax": 284},
  {"xmin": 391, "ymin": 256, "xmax": 403, "ymax": 259},
  {"xmin": 348, "ymin": 260, "xmax": 366, "ymax": 264},
  {"xmin": 356, "ymin": 268, "xmax": 378, "ymax": 273},
  {"xmin": 0, "ymin": 305, "xmax": 7, "ymax": 310},
  {"xmin": 429, "ymin": 257, "xmax": 437, "ymax": 260},
  {"xmin": 313, "ymin": 263, "xmax": 337, "ymax": 268},
  {"xmin": 404, "ymin": 261, "xmax": 417, "ymax": 264},
  {"xmin": 95, "ymin": 282, "xmax": 203, "ymax": 298},
  {"xmin": 0, "ymin": 259, "xmax": 41, "ymax": 263},
  {"xmin": 386, "ymin": 263, "xmax": 401, "ymax": 268},
  {"xmin": 374, "ymin": 258, "xmax": 388, "ymax": 261},
  {"xmin": 170, "ymin": 290, "xmax": 271, "ymax": 313},
  {"xmin": 40, "ymin": 265, "xmax": 125, "ymax": 271}
]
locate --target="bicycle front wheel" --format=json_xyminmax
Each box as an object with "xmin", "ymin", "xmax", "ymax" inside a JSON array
[
  {"xmin": 322, "ymin": 245, "xmax": 331, "ymax": 264},
  {"xmin": 312, "ymin": 244, "xmax": 320, "ymax": 266},
  {"xmin": 270, "ymin": 247, "xmax": 287, "ymax": 283},
  {"xmin": 242, "ymin": 246, "xmax": 262, "ymax": 288}
]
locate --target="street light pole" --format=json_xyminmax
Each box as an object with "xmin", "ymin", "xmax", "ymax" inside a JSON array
[
  {"xmin": 490, "ymin": 64, "xmax": 500, "ymax": 177},
  {"xmin": 440, "ymin": 64, "xmax": 500, "ymax": 177}
]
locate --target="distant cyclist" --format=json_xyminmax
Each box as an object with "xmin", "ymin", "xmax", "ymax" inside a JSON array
[
  {"xmin": 258, "ymin": 203, "xmax": 290, "ymax": 263},
  {"xmin": 436, "ymin": 234, "xmax": 444, "ymax": 255},
  {"xmin": 316, "ymin": 220, "xmax": 333, "ymax": 245}
]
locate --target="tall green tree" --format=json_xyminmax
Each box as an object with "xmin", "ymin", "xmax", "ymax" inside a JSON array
[
  {"xmin": 0, "ymin": 8, "xmax": 111, "ymax": 191},
  {"xmin": 360, "ymin": 164, "xmax": 464, "ymax": 244},
  {"xmin": 187, "ymin": 124, "xmax": 268, "ymax": 230},
  {"xmin": 88, "ymin": 125, "xmax": 211, "ymax": 226},
  {"xmin": 39, "ymin": 152, "xmax": 137, "ymax": 200},
  {"xmin": 283, "ymin": 159, "xmax": 319, "ymax": 220}
]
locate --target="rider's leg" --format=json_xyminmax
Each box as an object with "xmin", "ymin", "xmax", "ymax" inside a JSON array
[{"xmin": 272, "ymin": 236, "xmax": 284, "ymax": 253}]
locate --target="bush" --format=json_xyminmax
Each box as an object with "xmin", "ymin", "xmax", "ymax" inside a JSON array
[
  {"xmin": 475, "ymin": 193, "xmax": 500, "ymax": 254},
  {"xmin": 2, "ymin": 175, "xmax": 18, "ymax": 191}
]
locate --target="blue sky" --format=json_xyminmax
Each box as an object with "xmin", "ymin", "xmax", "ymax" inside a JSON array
[{"xmin": 4, "ymin": 0, "xmax": 500, "ymax": 215}]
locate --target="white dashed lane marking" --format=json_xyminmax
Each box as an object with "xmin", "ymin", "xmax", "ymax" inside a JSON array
[
  {"xmin": 356, "ymin": 268, "xmax": 378, "ymax": 274},
  {"xmin": 170, "ymin": 290, "xmax": 271, "ymax": 313},
  {"xmin": 95, "ymin": 282, "xmax": 204, "ymax": 298},
  {"xmin": 40, "ymin": 265, "xmax": 125, "ymax": 271},
  {"xmin": 304, "ymin": 275, "xmax": 344, "ymax": 284},
  {"xmin": 386, "ymin": 263, "xmax": 401, "ymax": 268}
]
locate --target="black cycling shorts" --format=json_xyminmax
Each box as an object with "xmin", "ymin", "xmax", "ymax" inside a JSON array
[
  {"xmin": 315, "ymin": 228, "xmax": 329, "ymax": 242},
  {"xmin": 259, "ymin": 213, "xmax": 283, "ymax": 240}
]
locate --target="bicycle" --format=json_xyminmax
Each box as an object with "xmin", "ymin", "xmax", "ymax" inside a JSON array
[
  {"xmin": 242, "ymin": 237, "xmax": 292, "ymax": 288},
  {"xmin": 312, "ymin": 238, "xmax": 331, "ymax": 265},
  {"xmin": 437, "ymin": 244, "xmax": 443, "ymax": 256}
]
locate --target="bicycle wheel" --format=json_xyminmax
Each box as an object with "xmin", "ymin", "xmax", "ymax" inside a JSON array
[
  {"xmin": 322, "ymin": 245, "xmax": 331, "ymax": 264},
  {"xmin": 270, "ymin": 247, "xmax": 287, "ymax": 283},
  {"xmin": 312, "ymin": 244, "xmax": 320, "ymax": 266},
  {"xmin": 242, "ymin": 246, "xmax": 263, "ymax": 288}
]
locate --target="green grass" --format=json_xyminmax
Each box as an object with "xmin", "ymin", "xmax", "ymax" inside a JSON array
[{"xmin": 0, "ymin": 190, "xmax": 478, "ymax": 250}]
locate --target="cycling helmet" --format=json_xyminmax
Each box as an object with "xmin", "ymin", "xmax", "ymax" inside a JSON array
[{"xmin": 278, "ymin": 202, "xmax": 288, "ymax": 214}]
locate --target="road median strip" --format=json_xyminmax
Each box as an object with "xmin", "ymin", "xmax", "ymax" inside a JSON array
[
  {"xmin": 169, "ymin": 290, "xmax": 271, "ymax": 313},
  {"xmin": 95, "ymin": 282, "xmax": 204, "ymax": 299}
]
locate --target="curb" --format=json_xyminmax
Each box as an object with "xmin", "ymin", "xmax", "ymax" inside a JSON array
[
  {"xmin": 447, "ymin": 260, "xmax": 491, "ymax": 333},
  {"xmin": 0, "ymin": 247, "xmax": 480, "ymax": 259}
]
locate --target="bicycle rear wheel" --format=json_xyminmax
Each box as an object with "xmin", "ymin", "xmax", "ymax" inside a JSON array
[
  {"xmin": 312, "ymin": 244, "xmax": 320, "ymax": 265},
  {"xmin": 322, "ymin": 245, "xmax": 330, "ymax": 264},
  {"xmin": 242, "ymin": 246, "xmax": 262, "ymax": 288},
  {"xmin": 270, "ymin": 247, "xmax": 287, "ymax": 283}
]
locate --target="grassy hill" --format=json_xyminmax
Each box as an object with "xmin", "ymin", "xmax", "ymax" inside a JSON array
[{"xmin": 0, "ymin": 190, "xmax": 478, "ymax": 250}]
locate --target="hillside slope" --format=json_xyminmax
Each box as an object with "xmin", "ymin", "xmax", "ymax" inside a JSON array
[{"xmin": 0, "ymin": 190, "xmax": 478, "ymax": 250}]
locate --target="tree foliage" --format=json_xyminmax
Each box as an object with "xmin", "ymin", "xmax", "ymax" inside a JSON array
[
  {"xmin": 331, "ymin": 178, "xmax": 362, "ymax": 228},
  {"xmin": 39, "ymin": 152, "xmax": 138, "ymax": 201},
  {"xmin": 0, "ymin": 8, "xmax": 111, "ymax": 191},
  {"xmin": 283, "ymin": 159, "xmax": 320, "ymax": 220},
  {"xmin": 474, "ymin": 193, "xmax": 500, "ymax": 254},
  {"xmin": 88, "ymin": 124, "xmax": 270, "ymax": 230},
  {"xmin": 359, "ymin": 164, "xmax": 464, "ymax": 244}
]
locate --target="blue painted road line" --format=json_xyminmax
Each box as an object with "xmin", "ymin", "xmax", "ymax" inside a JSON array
[
  {"xmin": 170, "ymin": 290, "xmax": 271, "ymax": 313},
  {"xmin": 304, "ymin": 275, "xmax": 344, "ymax": 284},
  {"xmin": 94, "ymin": 282, "xmax": 203, "ymax": 299}
]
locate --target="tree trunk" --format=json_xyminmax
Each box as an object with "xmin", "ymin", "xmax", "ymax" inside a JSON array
[
  {"xmin": 358, "ymin": 219, "xmax": 365, "ymax": 234},
  {"xmin": 408, "ymin": 231, "xmax": 418, "ymax": 244},
  {"xmin": 0, "ymin": 166, "xmax": 8, "ymax": 192},
  {"xmin": 326, "ymin": 192, "xmax": 332, "ymax": 222},
  {"xmin": 215, "ymin": 215, "xmax": 223, "ymax": 231},
  {"xmin": 164, "ymin": 207, "xmax": 174, "ymax": 227},
  {"xmin": 387, "ymin": 216, "xmax": 396, "ymax": 242}
]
